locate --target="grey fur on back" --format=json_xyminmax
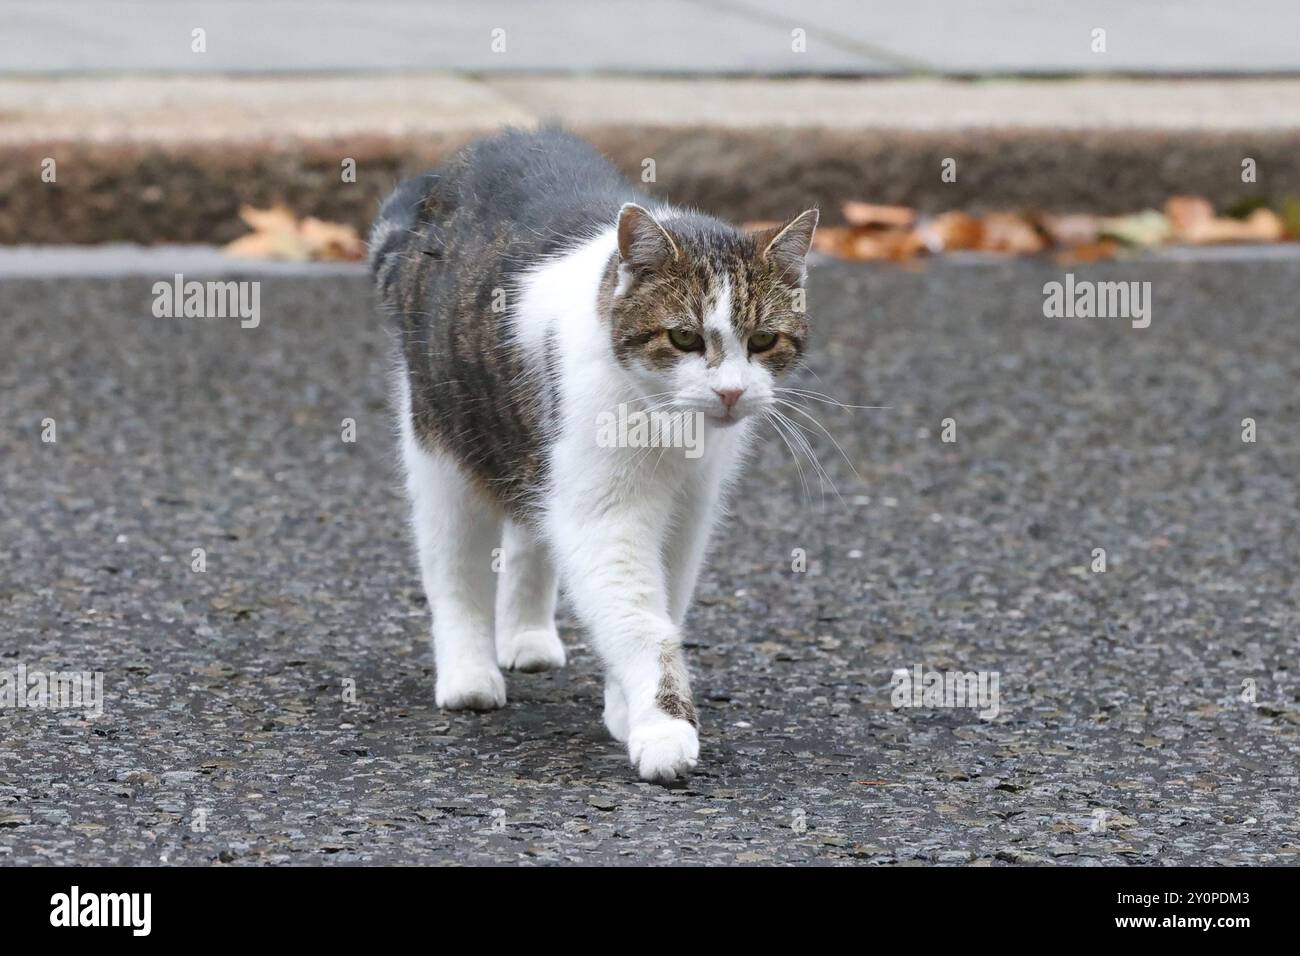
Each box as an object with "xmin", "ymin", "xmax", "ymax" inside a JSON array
[
  {"xmin": 371, "ymin": 128, "xmax": 648, "ymax": 513},
  {"xmin": 372, "ymin": 127, "xmax": 643, "ymax": 302}
]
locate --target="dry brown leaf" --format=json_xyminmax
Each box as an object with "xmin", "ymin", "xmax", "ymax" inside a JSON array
[
  {"xmin": 238, "ymin": 203, "xmax": 299, "ymax": 235},
  {"xmin": 810, "ymin": 225, "xmax": 856, "ymax": 256},
  {"xmin": 978, "ymin": 213, "xmax": 1045, "ymax": 255},
  {"xmin": 300, "ymin": 216, "xmax": 366, "ymax": 261},
  {"xmin": 1179, "ymin": 207, "xmax": 1284, "ymax": 244},
  {"xmin": 1054, "ymin": 239, "xmax": 1119, "ymax": 265},
  {"xmin": 842, "ymin": 201, "xmax": 916, "ymax": 229},
  {"xmin": 1038, "ymin": 213, "xmax": 1101, "ymax": 248},
  {"xmin": 817, "ymin": 228, "xmax": 925, "ymax": 262},
  {"xmin": 225, "ymin": 204, "xmax": 365, "ymax": 262},
  {"xmin": 880, "ymin": 229, "xmax": 926, "ymax": 262},
  {"xmin": 915, "ymin": 211, "xmax": 983, "ymax": 252},
  {"xmin": 1244, "ymin": 207, "xmax": 1285, "ymax": 241},
  {"xmin": 223, "ymin": 230, "xmax": 311, "ymax": 262},
  {"xmin": 843, "ymin": 233, "xmax": 894, "ymax": 261},
  {"xmin": 1164, "ymin": 195, "xmax": 1215, "ymax": 238},
  {"xmin": 1100, "ymin": 210, "xmax": 1171, "ymax": 247}
]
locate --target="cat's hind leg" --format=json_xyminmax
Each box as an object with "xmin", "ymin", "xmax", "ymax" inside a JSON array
[
  {"xmin": 402, "ymin": 429, "xmax": 506, "ymax": 710},
  {"xmin": 495, "ymin": 518, "xmax": 566, "ymax": 672}
]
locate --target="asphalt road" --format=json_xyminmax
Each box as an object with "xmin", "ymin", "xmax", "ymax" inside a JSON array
[{"xmin": 2, "ymin": 252, "xmax": 1298, "ymax": 865}]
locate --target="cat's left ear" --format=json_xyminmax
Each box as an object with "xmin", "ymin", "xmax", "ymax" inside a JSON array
[{"xmin": 757, "ymin": 209, "xmax": 819, "ymax": 286}]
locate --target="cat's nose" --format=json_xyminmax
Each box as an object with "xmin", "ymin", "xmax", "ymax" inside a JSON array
[{"xmin": 713, "ymin": 388, "xmax": 744, "ymax": 409}]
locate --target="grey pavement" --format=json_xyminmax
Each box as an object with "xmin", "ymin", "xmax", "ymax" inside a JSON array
[
  {"xmin": 6, "ymin": 0, "xmax": 1300, "ymax": 76},
  {"xmin": 13, "ymin": 75, "xmax": 1300, "ymax": 144},
  {"xmin": 2, "ymin": 250, "xmax": 1299, "ymax": 865}
]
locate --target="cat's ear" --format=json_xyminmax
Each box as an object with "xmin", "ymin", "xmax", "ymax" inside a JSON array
[
  {"xmin": 757, "ymin": 209, "xmax": 819, "ymax": 286},
  {"xmin": 617, "ymin": 203, "xmax": 679, "ymax": 271}
]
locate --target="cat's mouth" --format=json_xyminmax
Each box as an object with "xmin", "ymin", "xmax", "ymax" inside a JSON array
[{"xmin": 705, "ymin": 408, "xmax": 746, "ymax": 427}]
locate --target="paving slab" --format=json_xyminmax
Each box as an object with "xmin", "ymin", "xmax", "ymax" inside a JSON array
[
  {"xmin": 0, "ymin": 0, "xmax": 882, "ymax": 76},
  {"xmin": 728, "ymin": 0, "xmax": 1300, "ymax": 74},
  {"xmin": 7, "ymin": 0, "xmax": 1299, "ymax": 76}
]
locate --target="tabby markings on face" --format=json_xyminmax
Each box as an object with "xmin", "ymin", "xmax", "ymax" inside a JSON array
[{"xmin": 608, "ymin": 221, "xmax": 811, "ymax": 378}]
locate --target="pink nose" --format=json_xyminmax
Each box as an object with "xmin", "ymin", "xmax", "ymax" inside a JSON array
[{"xmin": 714, "ymin": 388, "xmax": 744, "ymax": 409}]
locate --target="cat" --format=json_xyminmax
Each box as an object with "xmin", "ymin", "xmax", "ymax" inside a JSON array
[{"xmin": 370, "ymin": 127, "xmax": 817, "ymax": 782}]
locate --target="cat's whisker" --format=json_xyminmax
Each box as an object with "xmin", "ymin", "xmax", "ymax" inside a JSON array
[
  {"xmin": 620, "ymin": 390, "xmax": 678, "ymax": 412},
  {"xmin": 761, "ymin": 409, "xmax": 811, "ymax": 502},
  {"xmin": 770, "ymin": 410, "xmax": 831, "ymax": 498},
  {"xmin": 787, "ymin": 358, "xmax": 830, "ymax": 388},
  {"xmin": 767, "ymin": 406, "xmax": 844, "ymax": 508},
  {"xmin": 771, "ymin": 398, "xmax": 863, "ymax": 487},
  {"xmin": 774, "ymin": 386, "xmax": 891, "ymax": 411}
]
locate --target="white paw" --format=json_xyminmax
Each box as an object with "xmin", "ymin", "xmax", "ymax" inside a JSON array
[
  {"xmin": 603, "ymin": 683, "xmax": 629, "ymax": 743},
  {"xmin": 435, "ymin": 664, "xmax": 506, "ymax": 710},
  {"xmin": 497, "ymin": 627, "xmax": 567, "ymax": 672},
  {"xmin": 627, "ymin": 718, "xmax": 699, "ymax": 783}
]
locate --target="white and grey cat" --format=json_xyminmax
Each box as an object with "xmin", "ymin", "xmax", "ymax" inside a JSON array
[{"xmin": 370, "ymin": 127, "xmax": 817, "ymax": 781}]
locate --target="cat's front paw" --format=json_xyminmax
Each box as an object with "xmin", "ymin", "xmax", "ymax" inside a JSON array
[
  {"xmin": 627, "ymin": 717, "xmax": 699, "ymax": 783},
  {"xmin": 435, "ymin": 664, "xmax": 507, "ymax": 710},
  {"xmin": 497, "ymin": 627, "xmax": 566, "ymax": 672}
]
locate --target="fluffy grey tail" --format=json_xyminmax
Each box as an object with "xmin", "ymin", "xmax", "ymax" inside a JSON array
[{"xmin": 369, "ymin": 172, "xmax": 437, "ymax": 303}]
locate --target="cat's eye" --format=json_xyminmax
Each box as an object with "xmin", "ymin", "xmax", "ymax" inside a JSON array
[
  {"xmin": 668, "ymin": 328, "xmax": 704, "ymax": 351},
  {"xmin": 748, "ymin": 331, "xmax": 779, "ymax": 353}
]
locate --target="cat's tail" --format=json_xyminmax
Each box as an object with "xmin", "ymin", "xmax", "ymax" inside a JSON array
[{"xmin": 369, "ymin": 171, "xmax": 437, "ymax": 306}]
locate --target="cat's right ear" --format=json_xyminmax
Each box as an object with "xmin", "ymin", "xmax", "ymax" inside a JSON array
[{"xmin": 617, "ymin": 203, "xmax": 679, "ymax": 272}]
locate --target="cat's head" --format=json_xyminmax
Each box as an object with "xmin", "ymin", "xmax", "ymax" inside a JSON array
[{"xmin": 605, "ymin": 203, "xmax": 818, "ymax": 427}]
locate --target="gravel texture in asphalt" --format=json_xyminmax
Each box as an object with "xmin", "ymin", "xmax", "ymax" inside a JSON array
[{"xmin": 2, "ymin": 255, "xmax": 1298, "ymax": 865}]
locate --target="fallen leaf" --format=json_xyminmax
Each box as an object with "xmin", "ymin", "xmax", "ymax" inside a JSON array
[
  {"xmin": 223, "ymin": 230, "xmax": 311, "ymax": 262},
  {"xmin": 1054, "ymin": 239, "xmax": 1118, "ymax": 265},
  {"xmin": 843, "ymin": 234, "xmax": 893, "ymax": 260},
  {"xmin": 1224, "ymin": 196, "xmax": 1273, "ymax": 219},
  {"xmin": 978, "ymin": 212, "xmax": 1045, "ymax": 254},
  {"xmin": 878, "ymin": 229, "xmax": 926, "ymax": 262},
  {"xmin": 1164, "ymin": 195, "xmax": 1215, "ymax": 238},
  {"xmin": 811, "ymin": 226, "xmax": 922, "ymax": 262},
  {"xmin": 1038, "ymin": 213, "xmax": 1101, "ymax": 248},
  {"xmin": 916, "ymin": 211, "xmax": 983, "ymax": 252},
  {"xmin": 1100, "ymin": 210, "xmax": 1171, "ymax": 247},
  {"xmin": 780, "ymin": 194, "xmax": 1295, "ymax": 266},
  {"xmin": 842, "ymin": 201, "xmax": 916, "ymax": 229},
  {"xmin": 239, "ymin": 204, "xmax": 299, "ymax": 236},
  {"xmin": 224, "ymin": 205, "xmax": 365, "ymax": 262},
  {"xmin": 810, "ymin": 225, "xmax": 857, "ymax": 256},
  {"xmin": 300, "ymin": 216, "xmax": 367, "ymax": 261},
  {"xmin": 1178, "ymin": 208, "xmax": 1283, "ymax": 244}
]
